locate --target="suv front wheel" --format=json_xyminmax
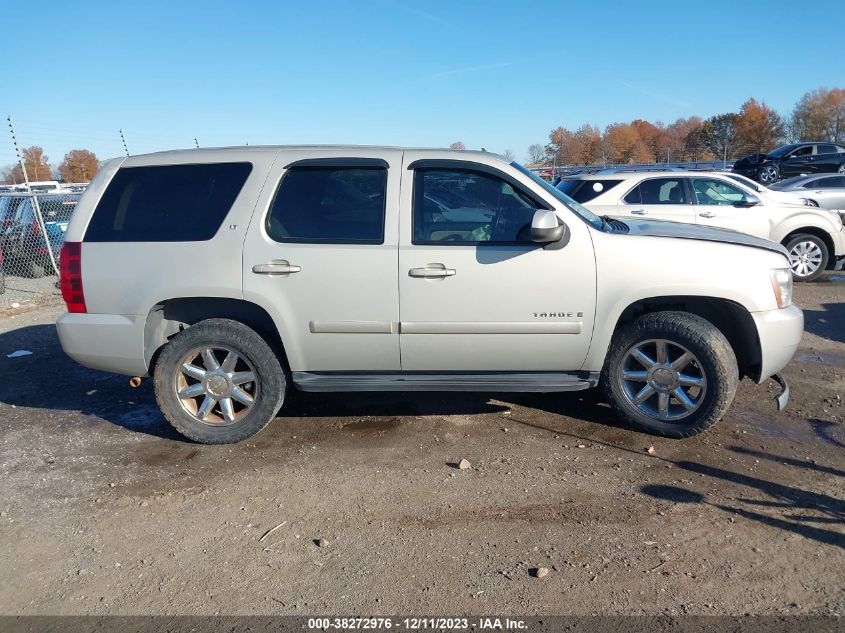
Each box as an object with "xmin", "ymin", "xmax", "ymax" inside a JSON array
[
  {"xmin": 154, "ymin": 318, "xmax": 286, "ymax": 444},
  {"xmin": 602, "ymin": 312, "xmax": 738, "ymax": 438}
]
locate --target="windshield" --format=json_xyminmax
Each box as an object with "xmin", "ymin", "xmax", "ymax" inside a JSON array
[
  {"xmin": 767, "ymin": 144, "xmax": 799, "ymax": 158},
  {"xmin": 725, "ymin": 173, "xmax": 763, "ymax": 192},
  {"xmin": 511, "ymin": 162, "xmax": 604, "ymax": 229}
]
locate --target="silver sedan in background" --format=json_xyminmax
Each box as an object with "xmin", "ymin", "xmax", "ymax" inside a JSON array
[{"xmin": 770, "ymin": 174, "xmax": 845, "ymax": 210}]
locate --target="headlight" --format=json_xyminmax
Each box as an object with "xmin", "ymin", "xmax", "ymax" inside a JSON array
[{"xmin": 770, "ymin": 268, "xmax": 793, "ymax": 308}]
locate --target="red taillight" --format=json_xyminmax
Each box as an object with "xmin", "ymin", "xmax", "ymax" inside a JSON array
[{"xmin": 60, "ymin": 242, "xmax": 86, "ymax": 313}]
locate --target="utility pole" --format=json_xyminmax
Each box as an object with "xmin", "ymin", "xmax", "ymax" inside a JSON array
[{"xmin": 119, "ymin": 129, "xmax": 130, "ymax": 156}]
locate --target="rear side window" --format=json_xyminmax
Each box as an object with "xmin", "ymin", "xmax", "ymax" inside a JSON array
[
  {"xmin": 266, "ymin": 167, "xmax": 386, "ymax": 244},
  {"xmin": 623, "ymin": 178, "xmax": 688, "ymax": 205},
  {"xmin": 85, "ymin": 163, "xmax": 252, "ymax": 242},
  {"xmin": 817, "ymin": 144, "xmax": 837, "ymax": 155},
  {"xmin": 556, "ymin": 179, "xmax": 622, "ymax": 203},
  {"xmin": 809, "ymin": 176, "xmax": 845, "ymax": 188}
]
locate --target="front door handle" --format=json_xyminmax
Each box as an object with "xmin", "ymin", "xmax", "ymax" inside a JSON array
[
  {"xmin": 252, "ymin": 260, "xmax": 301, "ymax": 275},
  {"xmin": 409, "ymin": 263, "xmax": 456, "ymax": 279},
  {"xmin": 630, "ymin": 209, "xmax": 647, "ymax": 215},
  {"xmin": 698, "ymin": 212, "xmax": 716, "ymax": 218}
]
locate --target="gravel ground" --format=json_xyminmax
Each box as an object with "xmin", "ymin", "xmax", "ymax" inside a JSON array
[
  {"xmin": 0, "ymin": 276, "xmax": 842, "ymax": 616},
  {"xmin": 1, "ymin": 272, "xmax": 62, "ymax": 312}
]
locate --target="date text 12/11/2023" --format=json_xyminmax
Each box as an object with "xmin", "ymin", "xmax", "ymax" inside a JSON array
[{"xmin": 306, "ymin": 617, "xmax": 528, "ymax": 630}]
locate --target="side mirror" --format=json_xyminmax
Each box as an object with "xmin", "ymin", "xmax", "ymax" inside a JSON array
[
  {"xmin": 736, "ymin": 194, "xmax": 759, "ymax": 207},
  {"xmin": 530, "ymin": 209, "xmax": 566, "ymax": 243}
]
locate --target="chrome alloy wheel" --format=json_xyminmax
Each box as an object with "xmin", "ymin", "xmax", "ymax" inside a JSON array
[
  {"xmin": 759, "ymin": 166, "xmax": 778, "ymax": 184},
  {"xmin": 788, "ymin": 240, "xmax": 824, "ymax": 278},
  {"xmin": 175, "ymin": 347, "xmax": 258, "ymax": 426},
  {"xmin": 617, "ymin": 339, "xmax": 707, "ymax": 422}
]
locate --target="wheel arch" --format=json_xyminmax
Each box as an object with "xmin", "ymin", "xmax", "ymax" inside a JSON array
[
  {"xmin": 780, "ymin": 226, "xmax": 835, "ymax": 270},
  {"xmin": 143, "ymin": 297, "xmax": 289, "ymax": 375},
  {"xmin": 601, "ymin": 296, "xmax": 762, "ymax": 381}
]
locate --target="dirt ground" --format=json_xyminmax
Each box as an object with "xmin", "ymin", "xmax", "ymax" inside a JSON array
[{"xmin": 0, "ymin": 276, "xmax": 843, "ymax": 616}]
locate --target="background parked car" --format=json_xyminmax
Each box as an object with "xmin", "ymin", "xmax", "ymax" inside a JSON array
[
  {"xmin": 769, "ymin": 174, "xmax": 845, "ymax": 212},
  {"xmin": 1, "ymin": 194, "xmax": 80, "ymax": 278},
  {"xmin": 556, "ymin": 170, "xmax": 845, "ymax": 281},
  {"xmin": 723, "ymin": 172, "xmax": 815, "ymax": 207},
  {"xmin": 733, "ymin": 142, "xmax": 845, "ymax": 184}
]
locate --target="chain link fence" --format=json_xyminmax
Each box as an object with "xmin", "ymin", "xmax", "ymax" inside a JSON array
[{"xmin": 0, "ymin": 190, "xmax": 80, "ymax": 308}]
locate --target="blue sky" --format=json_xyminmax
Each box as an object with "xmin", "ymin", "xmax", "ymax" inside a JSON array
[{"xmin": 1, "ymin": 0, "xmax": 843, "ymax": 165}]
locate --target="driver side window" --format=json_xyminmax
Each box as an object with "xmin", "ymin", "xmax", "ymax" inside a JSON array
[
  {"xmin": 789, "ymin": 146, "xmax": 814, "ymax": 158},
  {"xmin": 412, "ymin": 168, "xmax": 539, "ymax": 244},
  {"xmin": 691, "ymin": 178, "xmax": 746, "ymax": 206}
]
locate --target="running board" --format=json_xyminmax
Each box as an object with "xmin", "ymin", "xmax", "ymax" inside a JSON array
[{"xmin": 292, "ymin": 371, "xmax": 599, "ymax": 393}]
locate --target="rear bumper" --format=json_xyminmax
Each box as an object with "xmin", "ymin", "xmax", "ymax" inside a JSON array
[
  {"xmin": 752, "ymin": 304, "xmax": 803, "ymax": 383},
  {"xmin": 56, "ymin": 312, "xmax": 147, "ymax": 376}
]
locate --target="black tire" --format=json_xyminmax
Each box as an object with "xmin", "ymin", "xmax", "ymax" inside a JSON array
[
  {"xmin": 837, "ymin": 163, "xmax": 845, "ymax": 174},
  {"xmin": 602, "ymin": 311, "xmax": 738, "ymax": 438},
  {"xmin": 784, "ymin": 233, "xmax": 829, "ymax": 282},
  {"xmin": 154, "ymin": 318, "xmax": 286, "ymax": 444}
]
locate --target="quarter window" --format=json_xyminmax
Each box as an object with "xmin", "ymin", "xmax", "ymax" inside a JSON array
[
  {"xmin": 86, "ymin": 163, "xmax": 252, "ymax": 242},
  {"xmin": 817, "ymin": 144, "xmax": 837, "ymax": 155},
  {"xmin": 691, "ymin": 178, "xmax": 747, "ymax": 205},
  {"xmin": 413, "ymin": 169, "xmax": 540, "ymax": 244},
  {"xmin": 623, "ymin": 178, "xmax": 688, "ymax": 205},
  {"xmin": 808, "ymin": 176, "xmax": 845, "ymax": 188},
  {"xmin": 266, "ymin": 167, "xmax": 386, "ymax": 244},
  {"xmin": 556, "ymin": 179, "xmax": 622, "ymax": 203}
]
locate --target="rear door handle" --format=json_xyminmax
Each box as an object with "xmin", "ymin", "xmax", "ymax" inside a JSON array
[
  {"xmin": 252, "ymin": 260, "xmax": 301, "ymax": 275},
  {"xmin": 409, "ymin": 263, "xmax": 456, "ymax": 279},
  {"xmin": 630, "ymin": 209, "xmax": 647, "ymax": 215},
  {"xmin": 698, "ymin": 212, "xmax": 716, "ymax": 218}
]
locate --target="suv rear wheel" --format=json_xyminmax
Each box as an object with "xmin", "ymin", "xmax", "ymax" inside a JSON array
[
  {"xmin": 154, "ymin": 318, "xmax": 286, "ymax": 444},
  {"xmin": 602, "ymin": 312, "xmax": 738, "ymax": 438}
]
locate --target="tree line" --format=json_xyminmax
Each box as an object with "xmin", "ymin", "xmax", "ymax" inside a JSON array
[
  {"xmin": 1, "ymin": 146, "xmax": 100, "ymax": 184},
  {"xmin": 531, "ymin": 86, "xmax": 844, "ymax": 167}
]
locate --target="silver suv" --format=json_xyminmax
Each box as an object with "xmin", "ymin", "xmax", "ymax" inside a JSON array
[{"xmin": 57, "ymin": 147, "xmax": 803, "ymax": 444}]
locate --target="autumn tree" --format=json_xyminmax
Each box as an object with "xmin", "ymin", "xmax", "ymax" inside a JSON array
[
  {"xmin": 6, "ymin": 146, "xmax": 52, "ymax": 183},
  {"xmin": 546, "ymin": 124, "xmax": 603, "ymax": 165},
  {"xmin": 790, "ymin": 87, "xmax": 845, "ymax": 142},
  {"xmin": 58, "ymin": 149, "xmax": 99, "ymax": 182},
  {"xmin": 630, "ymin": 119, "xmax": 670, "ymax": 162},
  {"xmin": 602, "ymin": 123, "xmax": 651, "ymax": 164},
  {"xmin": 734, "ymin": 98, "xmax": 784, "ymax": 153},
  {"xmin": 665, "ymin": 116, "xmax": 703, "ymax": 161},
  {"xmin": 526, "ymin": 143, "xmax": 546, "ymax": 165},
  {"xmin": 449, "ymin": 141, "xmax": 466, "ymax": 150},
  {"xmin": 572, "ymin": 124, "xmax": 603, "ymax": 164}
]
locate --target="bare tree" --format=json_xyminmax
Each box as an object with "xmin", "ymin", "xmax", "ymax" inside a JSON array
[
  {"xmin": 449, "ymin": 141, "xmax": 466, "ymax": 150},
  {"xmin": 502, "ymin": 149, "xmax": 516, "ymax": 162},
  {"xmin": 526, "ymin": 144, "xmax": 546, "ymax": 165}
]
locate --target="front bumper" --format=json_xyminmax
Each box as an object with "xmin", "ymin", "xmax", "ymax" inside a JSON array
[
  {"xmin": 751, "ymin": 304, "xmax": 803, "ymax": 383},
  {"xmin": 56, "ymin": 312, "xmax": 148, "ymax": 376}
]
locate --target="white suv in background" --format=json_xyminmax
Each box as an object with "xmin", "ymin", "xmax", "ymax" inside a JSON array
[
  {"xmin": 57, "ymin": 147, "xmax": 802, "ymax": 444},
  {"xmin": 557, "ymin": 170, "xmax": 845, "ymax": 281}
]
